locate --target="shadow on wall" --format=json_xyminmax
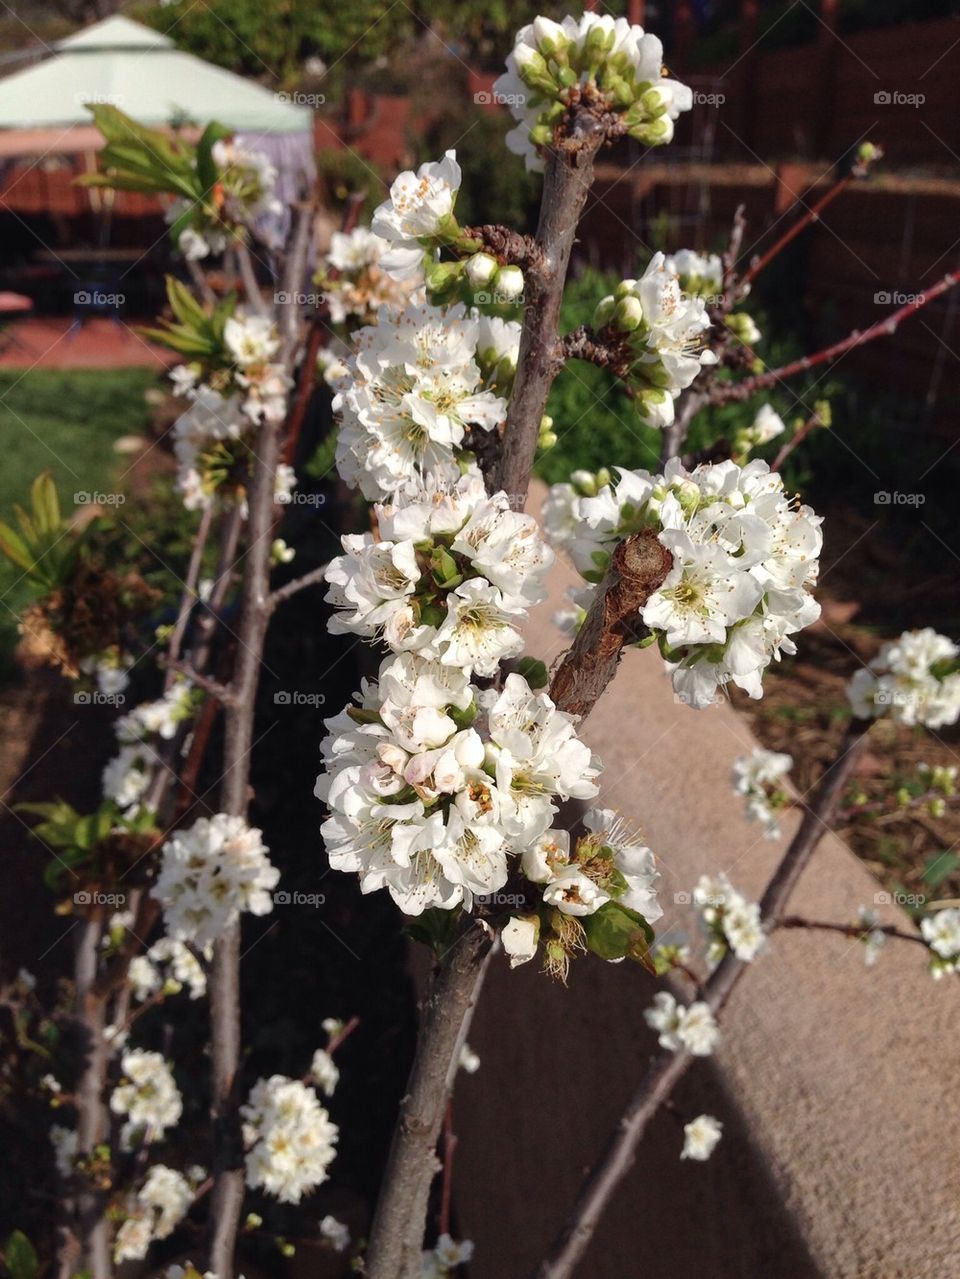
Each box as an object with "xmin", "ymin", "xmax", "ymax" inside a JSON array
[{"xmin": 452, "ymin": 953, "xmax": 820, "ymax": 1279}]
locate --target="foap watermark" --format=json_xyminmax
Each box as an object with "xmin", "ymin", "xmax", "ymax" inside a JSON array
[
  {"xmin": 476, "ymin": 891, "xmax": 529, "ymax": 908},
  {"xmin": 276, "ymin": 490, "xmax": 326, "ymax": 507},
  {"xmin": 874, "ymin": 290, "xmax": 925, "ymax": 306},
  {"xmin": 874, "ymin": 889, "xmax": 926, "ymax": 908},
  {"xmin": 74, "ymin": 91, "xmax": 124, "ymax": 107},
  {"xmin": 693, "ymin": 91, "xmax": 725, "ymax": 107},
  {"xmin": 74, "ymin": 690, "xmax": 126, "ymax": 707},
  {"xmin": 874, "ymin": 490, "xmax": 925, "ymax": 507},
  {"xmin": 75, "ymin": 490, "xmax": 126, "ymax": 506},
  {"xmin": 274, "ymin": 290, "xmax": 326, "ymax": 307},
  {"xmin": 275, "ymin": 91, "xmax": 326, "ymax": 107},
  {"xmin": 874, "ymin": 90, "xmax": 925, "ymax": 108},
  {"xmin": 273, "ymin": 889, "xmax": 327, "ymax": 907},
  {"xmin": 274, "ymin": 690, "xmax": 327, "ymax": 707},
  {"xmin": 74, "ymin": 890, "xmax": 127, "ymax": 907},
  {"xmin": 474, "ymin": 89, "xmax": 527, "ymax": 108},
  {"xmin": 74, "ymin": 290, "xmax": 125, "ymax": 309},
  {"xmin": 473, "ymin": 289, "xmax": 525, "ymax": 307}
]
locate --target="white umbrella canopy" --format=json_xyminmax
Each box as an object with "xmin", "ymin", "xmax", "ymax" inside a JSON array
[{"xmin": 0, "ymin": 15, "xmax": 311, "ymax": 134}]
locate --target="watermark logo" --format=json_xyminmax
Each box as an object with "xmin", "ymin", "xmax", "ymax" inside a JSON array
[
  {"xmin": 873, "ymin": 490, "xmax": 925, "ymax": 507},
  {"xmin": 273, "ymin": 889, "xmax": 327, "ymax": 907},
  {"xmin": 473, "ymin": 89, "xmax": 527, "ymax": 108},
  {"xmin": 275, "ymin": 490, "xmax": 326, "ymax": 507},
  {"xmin": 74, "ymin": 290, "xmax": 125, "ymax": 309},
  {"xmin": 74, "ymin": 690, "xmax": 126, "ymax": 707},
  {"xmin": 874, "ymin": 290, "xmax": 925, "ymax": 306},
  {"xmin": 275, "ymin": 91, "xmax": 326, "ymax": 107},
  {"xmin": 473, "ymin": 289, "xmax": 525, "ymax": 307},
  {"xmin": 274, "ymin": 291, "xmax": 326, "ymax": 307},
  {"xmin": 874, "ymin": 889, "xmax": 926, "ymax": 907},
  {"xmin": 74, "ymin": 91, "xmax": 124, "ymax": 106},
  {"xmin": 476, "ymin": 891, "xmax": 528, "ymax": 908},
  {"xmin": 274, "ymin": 690, "xmax": 327, "ymax": 707},
  {"xmin": 74, "ymin": 890, "xmax": 126, "ymax": 906},
  {"xmin": 74, "ymin": 490, "xmax": 126, "ymax": 506},
  {"xmin": 693, "ymin": 91, "xmax": 725, "ymax": 107},
  {"xmin": 874, "ymin": 90, "xmax": 925, "ymax": 107}
]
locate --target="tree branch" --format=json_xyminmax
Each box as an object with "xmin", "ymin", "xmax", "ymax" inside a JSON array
[
  {"xmin": 495, "ymin": 114, "xmax": 608, "ymax": 500},
  {"xmin": 548, "ymin": 531, "xmax": 673, "ymax": 719},
  {"xmin": 532, "ymin": 721, "xmax": 871, "ymax": 1279},
  {"xmin": 365, "ymin": 924, "xmax": 494, "ymax": 1279},
  {"xmin": 714, "ymin": 271, "xmax": 960, "ymax": 404}
]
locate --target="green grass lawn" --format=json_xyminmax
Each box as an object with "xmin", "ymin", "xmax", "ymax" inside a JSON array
[{"xmin": 0, "ymin": 367, "xmax": 158, "ymax": 674}]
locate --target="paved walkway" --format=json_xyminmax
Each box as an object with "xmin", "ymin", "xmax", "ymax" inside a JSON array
[
  {"xmin": 0, "ymin": 317, "xmax": 175, "ymax": 369},
  {"xmin": 450, "ymin": 482, "xmax": 960, "ymax": 1279}
]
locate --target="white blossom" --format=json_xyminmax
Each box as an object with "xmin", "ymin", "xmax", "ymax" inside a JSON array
[
  {"xmin": 317, "ymin": 659, "xmax": 599, "ymax": 916},
  {"xmin": 458, "ymin": 1042, "xmax": 481, "ymax": 1073},
  {"xmin": 320, "ymin": 1215, "xmax": 351, "ymax": 1251},
  {"xmin": 732, "ymin": 748, "xmax": 793, "ymax": 838},
  {"xmin": 110, "ymin": 1049, "xmax": 182, "ymax": 1148},
  {"xmin": 241, "ymin": 1075, "xmax": 338, "ymax": 1203},
  {"xmin": 309, "ymin": 1048, "xmax": 339, "ymax": 1096},
  {"xmin": 129, "ymin": 938, "xmax": 207, "ymax": 1002},
  {"xmin": 323, "ymin": 225, "xmax": 417, "ymax": 323},
  {"xmin": 333, "ymin": 302, "xmax": 505, "ymax": 501},
  {"xmin": 644, "ymin": 991, "xmax": 719, "ymax": 1055},
  {"xmin": 847, "ymin": 629, "xmax": 960, "ymax": 729},
  {"xmin": 921, "ymin": 907, "xmax": 960, "ymax": 977},
  {"xmin": 501, "ymin": 915, "xmax": 540, "ymax": 967},
  {"xmin": 681, "ymin": 1113, "xmax": 723, "ymax": 1161},
  {"xmin": 547, "ymin": 457, "xmax": 822, "ymax": 709},
  {"xmin": 113, "ymin": 1165, "xmax": 197, "ymax": 1262},
  {"xmin": 372, "ymin": 151, "xmax": 462, "ymax": 280},
  {"xmin": 420, "ymin": 1234, "xmax": 475, "ymax": 1277},
  {"xmin": 153, "ymin": 814, "xmax": 279, "ymax": 950},
  {"xmin": 693, "ymin": 873, "xmax": 765, "ymax": 965}
]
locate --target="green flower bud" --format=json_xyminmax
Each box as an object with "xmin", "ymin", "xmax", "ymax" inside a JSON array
[
  {"xmin": 593, "ymin": 295, "xmax": 616, "ymax": 328},
  {"xmin": 613, "ymin": 295, "xmax": 643, "ymax": 332}
]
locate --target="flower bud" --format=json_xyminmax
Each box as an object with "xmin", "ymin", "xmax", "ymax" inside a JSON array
[
  {"xmin": 593, "ymin": 295, "xmax": 616, "ymax": 328},
  {"xmin": 495, "ymin": 265, "xmax": 525, "ymax": 301},
  {"xmin": 533, "ymin": 17, "xmax": 568, "ymax": 57},
  {"xmin": 514, "ymin": 46, "xmax": 560, "ymax": 96},
  {"xmin": 613, "ymin": 295, "xmax": 643, "ymax": 332},
  {"xmin": 465, "ymin": 252, "xmax": 498, "ymax": 288}
]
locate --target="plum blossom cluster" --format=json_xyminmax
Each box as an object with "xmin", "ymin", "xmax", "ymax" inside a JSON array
[
  {"xmin": 644, "ymin": 991, "xmax": 719, "ymax": 1055},
  {"xmin": 318, "ymin": 225, "xmax": 420, "ymax": 325},
  {"xmin": 110, "ymin": 1048, "xmax": 182, "ymax": 1149},
  {"xmin": 847, "ymin": 629, "xmax": 960, "ymax": 729},
  {"xmin": 152, "ymin": 813, "xmax": 279, "ymax": 950},
  {"xmin": 101, "ymin": 678, "xmax": 196, "ymax": 817},
  {"xmin": 732, "ymin": 747, "xmax": 793, "ymax": 839},
  {"xmin": 372, "ymin": 150, "xmax": 466, "ymax": 282},
  {"xmin": 681, "ymin": 1114, "xmax": 723, "ymax": 1161},
  {"xmin": 333, "ymin": 301, "xmax": 507, "ymax": 501},
  {"xmin": 920, "ymin": 907, "xmax": 960, "ymax": 979},
  {"xmin": 317, "ymin": 657, "xmax": 600, "ymax": 916},
  {"xmin": 113, "ymin": 1164, "xmax": 203, "ymax": 1263},
  {"xmin": 545, "ymin": 457, "xmax": 823, "ymax": 709},
  {"xmin": 324, "ymin": 474, "xmax": 553, "ymax": 674},
  {"xmin": 129, "ymin": 937, "xmax": 207, "ymax": 1002},
  {"xmin": 241, "ymin": 1074, "xmax": 338, "ymax": 1203},
  {"xmin": 169, "ymin": 313, "xmax": 294, "ymax": 511},
  {"xmin": 592, "ymin": 254, "xmax": 716, "ymax": 427},
  {"xmin": 166, "ymin": 139, "xmax": 281, "ymax": 261},
  {"xmin": 495, "ymin": 14, "xmax": 693, "ymax": 172},
  {"xmin": 692, "ymin": 873, "xmax": 765, "ymax": 965},
  {"xmin": 503, "ymin": 808, "xmax": 662, "ymax": 978}
]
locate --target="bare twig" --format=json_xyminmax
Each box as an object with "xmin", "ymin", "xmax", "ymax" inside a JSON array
[
  {"xmin": 73, "ymin": 912, "xmax": 111, "ymax": 1279},
  {"xmin": 236, "ymin": 241, "xmax": 266, "ymax": 317},
  {"xmin": 532, "ymin": 722, "xmax": 871, "ymax": 1279},
  {"xmin": 738, "ymin": 172, "xmax": 855, "ymax": 294},
  {"xmin": 777, "ymin": 915, "xmax": 926, "ymax": 948},
  {"xmin": 714, "ymin": 271, "xmax": 960, "ymax": 404},
  {"xmin": 165, "ymin": 505, "xmax": 213, "ymax": 687},
  {"xmin": 268, "ymin": 561, "xmax": 330, "ymax": 612}
]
